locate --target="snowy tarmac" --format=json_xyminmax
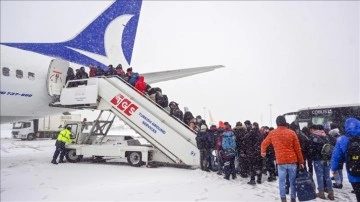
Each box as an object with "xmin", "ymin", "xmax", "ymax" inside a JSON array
[{"xmin": 0, "ymin": 138, "xmax": 357, "ymax": 202}]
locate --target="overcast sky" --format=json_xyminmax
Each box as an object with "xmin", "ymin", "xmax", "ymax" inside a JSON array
[{"xmin": 1, "ymin": 1, "xmax": 359, "ymax": 127}]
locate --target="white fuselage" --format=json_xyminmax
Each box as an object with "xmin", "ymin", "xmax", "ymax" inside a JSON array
[{"xmin": 0, "ymin": 45, "xmax": 78, "ymax": 123}]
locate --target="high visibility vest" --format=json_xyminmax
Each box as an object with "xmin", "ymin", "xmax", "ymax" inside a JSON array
[{"xmin": 57, "ymin": 129, "xmax": 72, "ymax": 143}]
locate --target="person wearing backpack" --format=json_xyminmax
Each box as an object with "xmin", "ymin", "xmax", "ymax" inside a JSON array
[
  {"xmin": 221, "ymin": 122, "xmax": 237, "ymax": 180},
  {"xmin": 308, "ymin": 124, "xmax": 334, "ymax": 200},
  {"xmin": 261, "ymin": 115, "xmax": 304, "ymax": 202},
  {"xmin": 331, "ymin": 118, "xmax": 360, "ymax": 202}
]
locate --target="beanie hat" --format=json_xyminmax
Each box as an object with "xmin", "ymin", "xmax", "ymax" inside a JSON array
[
  {"xmin": 218, "ymin": 121, "xmax": 224, "ymax": 128},
  {"xmin": 253, "ymin": 122, "xmax": 259, "ymax": 129},
  {"xmin": 276, "ymin": 115, "xmax": 287, "ymax": 126}
]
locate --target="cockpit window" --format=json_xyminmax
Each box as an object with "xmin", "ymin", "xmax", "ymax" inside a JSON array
[
  {"xmin": 28, "ymin": 72, "xmax": 35, "ymax": 80},
  {"xmin": 16, "ymin": 70, "xmax": 23, "ymax": 79},
  {"xmin": 2, "ymin": 67, "xmax": 10, "ymax": 76}
]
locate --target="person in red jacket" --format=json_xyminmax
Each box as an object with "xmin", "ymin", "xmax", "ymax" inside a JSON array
[
  {"xmin": 134, "ymin": 76, "xmax": 147, "ymax": 94},
  {"xmin": 261, "ymin": 115, "xmax": 304, "ymax": 202}
]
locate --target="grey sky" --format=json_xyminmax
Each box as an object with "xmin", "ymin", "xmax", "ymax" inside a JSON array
[{"xmin": 1, "ymin": 1, "xmax": 359, "ymax": 127}]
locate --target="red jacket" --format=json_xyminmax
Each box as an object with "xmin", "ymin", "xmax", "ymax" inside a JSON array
[
  {"xmin": 134, "ymin": 76, "xmax": 147, "ymax": 94},
  {"xmin": 261, "ymin": 126, "xmax": 304, "ymax": 165}
]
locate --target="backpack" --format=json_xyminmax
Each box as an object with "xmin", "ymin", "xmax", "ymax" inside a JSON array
[
  {"xmin": 346, "ymin": 136, "xmax": 360, "ymax": 177},
  {"xmin": 171, "ymin": 108, "xmax": 183, "ymax": 120},
  {"xmin": 155, "ymin": 92, "xmax": 168, "ymax": 108},
  {"xmin": 128, "ymin": 72, "xmax": 139, "ymax": 86},
  {"xmin": 222, "ymin": 131, "xmax": 236, "ymax": 156},
  {"xmin": 183, "ymin": 111, "xmax": 194, "ymax": 125},
  {"xmin": 321, "ymin": 143, "xmax": 334, "ymax": 161}
]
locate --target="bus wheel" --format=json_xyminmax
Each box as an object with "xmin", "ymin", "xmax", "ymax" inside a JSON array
[{"xmin": 65, "ymin": 149, "xmax": 83, "ymax": 163}]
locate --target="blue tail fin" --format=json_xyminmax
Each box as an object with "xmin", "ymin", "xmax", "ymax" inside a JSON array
[{"xmin": 1, "ymin": 0, "xmax": 142, "ymax": 69}]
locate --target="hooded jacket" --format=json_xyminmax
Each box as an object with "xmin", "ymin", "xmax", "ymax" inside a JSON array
[
  {"xmin": 331, "ymin": 118, "xmax": 360, "ymax": 183},
  {"xmin": 134, "ymin": 76, "xmax": 147, "ymax": 94}
]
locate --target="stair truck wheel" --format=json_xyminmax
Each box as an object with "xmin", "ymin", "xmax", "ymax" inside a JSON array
[
  {"xmin": 65, "ymin": 149, "xmax": 83, "ymax": 163},
  {"xmin": 127, "ymin": 151, "xmax": 143, "ymax": 167},
  {"xmin": 27, "ymin": 133, "xmax": 35, "ymax": 141}
]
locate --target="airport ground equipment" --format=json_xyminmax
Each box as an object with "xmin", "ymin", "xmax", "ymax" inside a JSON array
[
  {"xmin": 63, "ymin": 111, "xmax": 156, "ymax": 167},
  {"xmin": 11, "ymin": 114, "xmax": 81, "ymax": 140},
  {"xmin": 48, "ymin": 59, "xmax": 200, "ymax": 167}
]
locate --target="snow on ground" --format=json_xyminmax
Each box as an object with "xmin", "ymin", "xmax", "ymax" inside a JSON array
[{"xmin": 0, "ymin": 137, "xmax": 357, "ymax": 202}]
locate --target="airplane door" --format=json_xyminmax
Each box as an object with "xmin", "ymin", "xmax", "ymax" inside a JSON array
[{"xmin": 47, "ymin": 59, "xmax": 69, "ymax": 96}]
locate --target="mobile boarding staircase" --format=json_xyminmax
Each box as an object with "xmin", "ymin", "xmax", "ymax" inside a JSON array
[{"xmin": 51, "ymin": 76, "xmax": 200, "ymax": 167}]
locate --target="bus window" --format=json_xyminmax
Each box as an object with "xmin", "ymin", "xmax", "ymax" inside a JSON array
[{"xmin": 298, "ymin": 122, "xmax": 308, "ymax": 129}]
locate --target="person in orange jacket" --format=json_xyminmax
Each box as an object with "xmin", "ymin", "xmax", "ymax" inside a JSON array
[{"xmin": 261, "ymin": 115, "xmax": 304, "ymax": 202}]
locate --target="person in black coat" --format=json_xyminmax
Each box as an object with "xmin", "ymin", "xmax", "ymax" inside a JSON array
[
  {"xmin": 196, "ymin": 125, "xmax": 212, "ymax": 172},
  {"xmin": 233, "ymin": 122, "xmax": 249, "ymax": 178},
  {"xmin": 244, "ymin": 122, "xmax": 264, "ymax": 185}
]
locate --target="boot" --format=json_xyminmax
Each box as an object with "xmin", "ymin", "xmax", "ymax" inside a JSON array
[
  {"xmin": 281, "ymin": 197, "xmax": 287, "ymax": 202},
  {"xmin": 232, "ymin": 173, "xmax": 237, "ymax": 179},
  {"xmin": 268, "ymin": 176, "xmax": 277, "ymax": 182},
  {"xmin": 247, "ymin": 180, "xmax": 256, "ymax": 185},
  {"xmin": 59, "ymin": 160, "xmax": 65, "ymax": 163},
  {"xmin": 332, "ymin": 183, "xmax": 342, "ymax": 189},
  {"xmin": 327, "ymin": 190, "xmax": 335, "ymax": 201},
  {"xmin": 316, "ymin": 191, "xmax": 326, "ymax": 199},
  {"xmin": 290, "ymin": 198, "xmax": 296, "ymax": 202},
  {"xmin": 256, "ymin": 179, "xmax": 262, "ymax": 184},
  {"xmin": 51, "ymin": 159, "xmax": 58, "ymax": 165}
]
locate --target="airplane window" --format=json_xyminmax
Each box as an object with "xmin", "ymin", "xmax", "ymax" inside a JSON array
[
  {"xmin": 2, "ymin": 67, "xmax": 10, "ymax": 76},
  {"xmin": 16, "ymin": 70, "xmax": 23, "ymax": 79},
  {"xmin": 28, "ymin": 72, "xmax": 35, "ymax": 80}
]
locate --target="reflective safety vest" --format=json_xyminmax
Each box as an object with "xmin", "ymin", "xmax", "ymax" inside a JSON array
[{"xmin": 57, "ymin": 129, "xmax": 72, "ymax": 143}]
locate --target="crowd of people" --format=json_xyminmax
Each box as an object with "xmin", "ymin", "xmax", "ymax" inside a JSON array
[
  {"xmin": 63, "ymin": 64, "xmax": 360, "ymax": 202},
  {"xmin": 194, "ymin": 116, "xmax": 360, "ymax": 202}
]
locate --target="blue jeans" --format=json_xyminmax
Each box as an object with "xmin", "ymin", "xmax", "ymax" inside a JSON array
[
  {"xmin": 313, "ymin": 160, "xmax": 333, "ymax": 192},
  {"xmin": 333, "ymin": 169, "xmax": 343, "ymax": 184},
  {"xmin": 278, "ymin": 164, "xmax": 297, "ymax": 199}
]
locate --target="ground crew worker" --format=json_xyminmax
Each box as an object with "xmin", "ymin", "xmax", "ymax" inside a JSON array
[{"xmin": 51, "ymin": 126, "xmax": 73, "ymax": 164}]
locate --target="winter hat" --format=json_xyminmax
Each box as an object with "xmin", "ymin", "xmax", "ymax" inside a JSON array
[
  {"xmin": 218, "ymin": 121, "xmax": 224, "ymax": 129},
  {"xmin": 236, "ymin": 121, "xmax": 242, "ymax": 127},
  {"xmin": 200, "ymin": 125, "xmax": 207, "ymax": 131},
  {"xmin": 244, "ymin": 120, "xmax": 251, "ymax": 125},
  {"xmin": 276, "ymin": 115, "xmax": 287, "ymax": 126}
]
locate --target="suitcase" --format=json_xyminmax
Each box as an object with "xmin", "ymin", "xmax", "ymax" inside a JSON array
[{"xmin": 295, "ymin": 170, "xmax": 316, "ymax": 201}]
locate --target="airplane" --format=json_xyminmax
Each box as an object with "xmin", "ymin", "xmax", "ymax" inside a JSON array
[{"xmin": 0, "ymin": 0, "xmax": 224, "ymax": 124}]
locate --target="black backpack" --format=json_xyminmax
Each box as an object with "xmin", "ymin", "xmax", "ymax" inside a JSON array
[
  {"xmin": 171, "ymin": 108, "xmax": 183, "ymax": 120},
  {"xmin": 346, "ymin": 136, "xmax": 360, "ymax": 177}
]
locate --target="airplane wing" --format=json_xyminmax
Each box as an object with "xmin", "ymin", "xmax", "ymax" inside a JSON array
[{"xmin": 142, "ymin": 65, "xmax": 225, "ymax": 84}]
